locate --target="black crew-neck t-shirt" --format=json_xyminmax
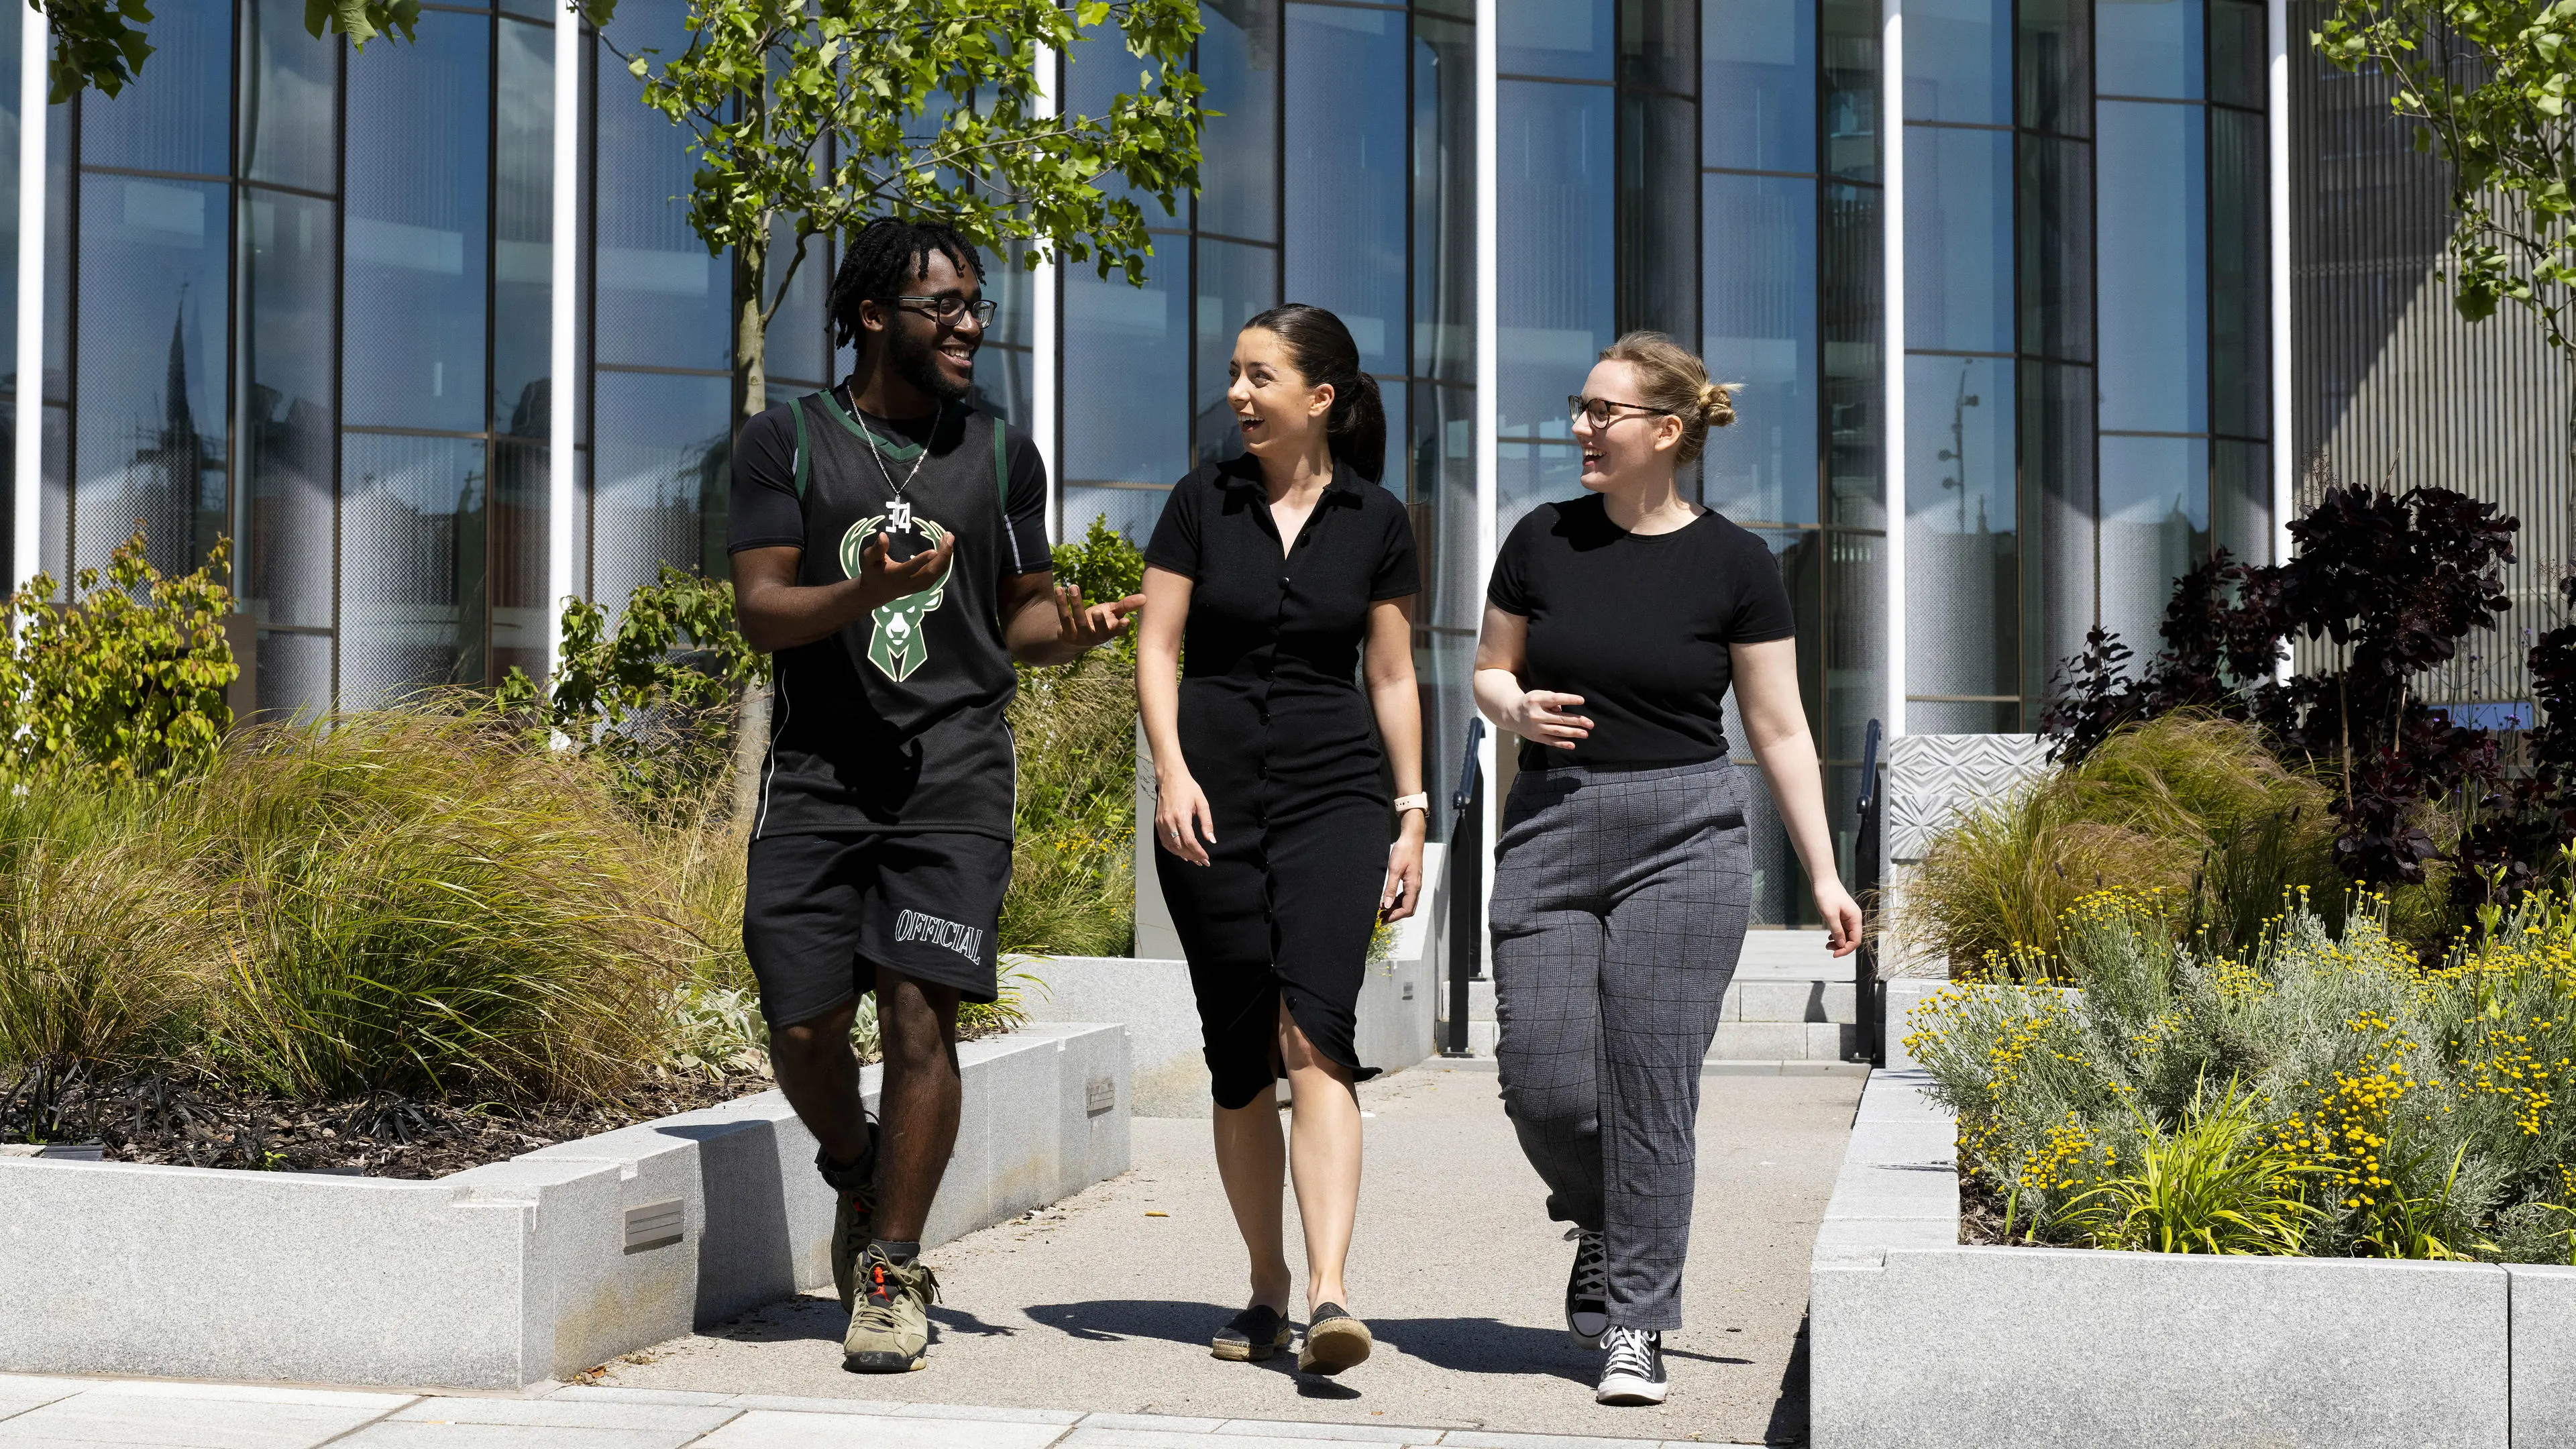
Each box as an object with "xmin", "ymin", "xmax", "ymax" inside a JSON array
[{"xmin": 1486, "ymin": 495, "xmax": 1796, "ymax": 771}]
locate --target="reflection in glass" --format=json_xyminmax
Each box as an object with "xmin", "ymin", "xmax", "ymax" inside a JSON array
[
  {"xmin": 1413, "ymin": 16, "xmax": 1477, "ymax": 385},
  {"xmin": 2017, "ymin": 133, "xmax": 2092, "ymax": 361},
  {"xmin": 1701, "ymin": 172, "xmax": 1817, "ymax": 527},
  {"xmin": 2096, "ymin": 0, "xmax": 2202, "ymax": 99},
  {"xmin": 1499, "ymin": 0, "xmax": 1611, "ymax": 80},
  {"xmin": 2208, "ymin": 0, "xmax": 2265, "ymax": 110},
  {"xmin": 1903, "ymin": 125, "xmax": 2013, "ymax": 356},
  {"xmin": 1904, "ymin": 354, "xmax": 2016, "ymax": 705},
  {"xmin": 2097, "ymin": 102, "xmax": 2206, "ymax": 433},
  {"xmin": 2017, "ymin": 0, "xmax": 2091, "ymax": 136},
  {"xmin": 597, "ymin": 3, "xmax": 730, "ymax": 369},
  {"xmin": 1824, "ymin": 528, "xmax": 1887, "ymax": 761},
  {"xmin": 1288, "ymin": 4, "xmax": 1407, "ymax": 376},
  {"xmin": 763, "ymin": 227, "xmax": 830, "ymax": 388},
  {"xmin": 1618, "ymin": 0, "xmax": 1693, "ymax": 94},
  {"xmin": 1618, "ymin": 91, "xmax": 1697, "ymax": 342},
  {"xmin": 972, "ymin": 345, "xmax": 1034, "ymax": 436},
  {"xmin": 1498, "ymin": 441, "xmax": 1582, "ymax": 543},
  {"xmin": 1902, "ymin": 0, "xmax": 2009, "ymax": 125},
  {"xmin": 489, "ymin": 439, "xmax": 549, "ymax": 683},
  {"xmin": 1748, "ymin": 527, "xmax": 1820, "ymax": 922},
  {"xmin": 496, "ymin": 17, "xmax": 553, "ymax": 435},
  {"xmin": 2210, "ymin": 106, "xmax": 2268, "ymax": 440},
  {"xmin": 243, "ymin": 0, "xmax": 337, "ymax": 193},
  {"xmin": 1703, "ymin": 0, "xmax": 1815, "ymax": 173},
  {"xmin": 345, "ymin": 14, "xmax": 490, "ymax": 432},
  {"xmin": 241, "ymin": 189, "xmax": 335, "ymax": 635},
  {"xmin": 1411, "ymin": 383, "xmax": 1479, "ymax": 631},
  {"xmin": 1063, "ymin": 484, "xmax": 1171, "ymax": 547},
  {"xmin": 1200, "ymin": 0, "xmax": 1279, "ymax": 242},
  {"xmin": 256, "ymin": 631, "xmax": 331, "ymax": 723},
  {"xmin": 1499, "ymin": 80, "xmax": 1613, "ymax": 437},
  {"xmin": 2024, "ymin": 361, "xmax": 2095, "ymax": 704},
  {"xmin": 0, "ymin": 16, "xmax": 13, "ymax": 573},
  {"xmin": 340, "ymin": 433, "xmax": 486, "ymax": 706},
  {"xmin": 2098, "ymin": 433, "xmax": 2208, "ymax": 659},
  {"xmin": 1821, "ymin": 0, "xmax": 1881, "ymax": 180},
  {"xmin": 81, "ymin": 0, "xmax": 229, "ymax": 176},
  {"xmin": 2211, "ymin": 439, "xmax": 2269, "ymax": 568},
  {"xmin": 76, "ymin": 176, "xmax": 229, "ymax": 576},
  {"xmin": 1823, "ymin": 183, "xmax": 1884, "ymax": 529},
  {"xmin": 1065, "ymin": 249, "xmax": 1187, "ymax": 486},
  {"xmin": 592, "ymin": 371, "xmax": 731, "ymax": 615},
  {"xmin": 1195, "ymin": 239, "xmax": 1278, "ymax": 467}
]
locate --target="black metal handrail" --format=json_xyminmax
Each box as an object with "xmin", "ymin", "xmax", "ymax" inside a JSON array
[
  {"xmin": 1852, "ymin": 717, "xmax": 1885, "ymax": 1067},
  {"xmin": 1441, "ymin": 718, "xmax": 1486, "ymax": 1057}
]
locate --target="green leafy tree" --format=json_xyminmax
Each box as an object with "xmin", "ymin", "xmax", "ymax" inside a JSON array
[
  {"xmin": 30, "ymin": 1, "xmax": 422, "ymax": 102},
  {"xmin": 0, "ymin": 529, "xmax": 237, "ymax": 784},
  {"xmin": 594, "ymin": 0, "xmax": 1205, "ymax": 423},
  {"xmin": 2316, "ymin": 1, "xmax": 2576, "ymax": 343}
]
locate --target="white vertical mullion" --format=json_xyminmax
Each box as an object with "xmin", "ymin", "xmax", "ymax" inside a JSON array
[
  {"xmin": 2266, "ymin": 0, "xmax": 2292, "ymax": 592},
  {"xmin": 1881, "ymin": 0, "xmax": 1906, "ymax": 738},
  {"xmin": 547, "ymin": 0, "xmax": 581, "ymax": 680},
  {"xmin": 13, "ymin": 4, "xmax": 46, "ymax": 601},
  {"xmin": 1032, "ymin": 41, "xmax": 1059, "ymax": 543},
  {"xmin": 1472, "ymin": 0, "xmax": 1498, "ymax": 932}
]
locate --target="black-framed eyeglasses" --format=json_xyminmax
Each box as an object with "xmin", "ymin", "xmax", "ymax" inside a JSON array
[
  {"xmin": 892, "ymin": 295, "xmax": 999, "ymax": 327},
  {"xmin": 1568, "ymin": 394, "xmax": 1668, "ymax": 429}
]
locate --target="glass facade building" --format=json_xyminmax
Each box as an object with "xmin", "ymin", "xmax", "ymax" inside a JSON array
[{"xmin": 5, "ymin": 0, "xmax": 2318, "ymax": 927}]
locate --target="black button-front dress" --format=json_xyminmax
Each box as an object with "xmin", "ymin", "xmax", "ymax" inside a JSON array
[{"xmin": 1143, "ymin": 455, "xmax": 1421, "ymax": 1109}]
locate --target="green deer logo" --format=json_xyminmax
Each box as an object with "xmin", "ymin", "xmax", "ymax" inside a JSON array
[{"xmin": 838, "ymin": 515, "xmax": 953, "ymax": 682}]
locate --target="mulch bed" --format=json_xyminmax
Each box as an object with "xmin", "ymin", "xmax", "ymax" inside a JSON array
[{"xmin": 0, "ymin": 1062, "xmax": 780, "ymax": 1179}]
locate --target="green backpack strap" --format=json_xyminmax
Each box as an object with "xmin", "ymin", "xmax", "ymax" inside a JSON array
[
  {"xmin": 990, "ymin": 409, "xmax": 1010, "ymax": 518},
  {"xmin": 791, "ymin": 394, "xmax": 812, "ymax": 500}
]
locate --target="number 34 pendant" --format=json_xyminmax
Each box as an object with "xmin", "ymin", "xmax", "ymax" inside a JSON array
[{"xmin": 885, "ymin": 498, "xmax": 913, "ymax": 533}]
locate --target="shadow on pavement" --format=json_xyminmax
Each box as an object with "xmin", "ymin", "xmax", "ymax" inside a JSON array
[
  {"xmin": 1024, "ymin": 1297, "xmax": 1243, "ymax": 1348},
  {"xmin": 1761, "ymin": 1314, "xmax": 1811, "ymax": 1445}
]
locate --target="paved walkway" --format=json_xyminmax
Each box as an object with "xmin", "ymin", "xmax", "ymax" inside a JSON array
[{"xmin": 598, "ymin": 1060, "xmax": 1862, "ymax": 1446}]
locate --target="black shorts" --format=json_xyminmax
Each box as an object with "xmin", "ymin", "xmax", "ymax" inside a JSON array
[{"xmin": 741, "ymin": 830, "xmax": 1013, "ymax": 1028}]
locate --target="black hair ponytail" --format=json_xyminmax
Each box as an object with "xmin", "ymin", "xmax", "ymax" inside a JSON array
[{"xmin": 1242, "ymin": 303, "xmax": 1386, "ymax": 482}]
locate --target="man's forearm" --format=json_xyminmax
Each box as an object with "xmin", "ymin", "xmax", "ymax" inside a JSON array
[{"xmin": 740, "ymin": 578, "xmax": 886, "ymax": 653}]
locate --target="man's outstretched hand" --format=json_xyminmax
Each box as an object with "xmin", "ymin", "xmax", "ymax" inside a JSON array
[
  {"xmin": 853, "ymin": 529, "xmax": 955, "ymax": 609},
  {"xmin": 1056, "ymin": 586, "xmax": 1144, "ymax": 652}
]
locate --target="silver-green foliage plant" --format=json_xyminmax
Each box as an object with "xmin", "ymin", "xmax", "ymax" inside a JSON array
[
  {"xmin": 1910, "ymin": 881, "xmax": 2576, "ymax": 1260},
  {"xmin": 598, "ymin": 0, "xmax": 1207, "ymax": 423}
]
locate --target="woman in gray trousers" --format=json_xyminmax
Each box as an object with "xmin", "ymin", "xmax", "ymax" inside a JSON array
[{"xmin": 1471, "ymin": 331, "xmax": 1861, "ymax": 1407}]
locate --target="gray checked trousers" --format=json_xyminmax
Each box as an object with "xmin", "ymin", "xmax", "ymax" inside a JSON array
[{"xmin": 1489, "ymin": 757, "xmax": 1753, "ymax": 1331}]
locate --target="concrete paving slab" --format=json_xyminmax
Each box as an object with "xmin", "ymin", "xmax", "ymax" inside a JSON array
[
  {"xmin": 694, "ymin": 1409, "xmax": 1071, "ymax": 1449},
  {"xmin": 0, "ymin": 1386, "xmax": 401, "ymax": 1448},
  {"xmin": 333, "ymin": 1423, "xmax": 719, "ymax": 1449},
  {"xmin": 1063, "ymin": 1430, "xmax": 1429, "ymax": 1449},
  {"xmin": 543, "ymin": 1387, "xmax": 737, "ymax": 1408},
  {"xmin": 0, "ymin": 1373, "xmax": 99, "ymax": 1422},
  {"xmin": 385, "ymin": 1397, "xmax": 738, "ymax": 1432},
  {"xmin": 596, "ymin": 1065, "xmax": 1859, "ymax": 1446}
]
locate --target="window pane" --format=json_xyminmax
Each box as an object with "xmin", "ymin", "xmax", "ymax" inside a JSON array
[
  {"xmin": 1703, "ymin": 0, "xmax": 1815, "ymax": 174},
  {"xmin": 2017, "ymin": 0, "xmax": 2091, "ymax": 137},
  {"xmin": 241, "ymin": 189, "xmax": 336, "ymax": 634},
  {"xmin": 1287, "ymin": 3, "xmax": 1406, "ymax": 376},
  {"xmin": 1410, "ymin": 382, "xmax": 1479, "ymax": 631},
  {"xmin": 1903, "ymin": 124, "xmax": 2013, "ymax": 355},
  {"xmin": 592, "ymin": 370, "xmax": 729, "ymax": 612},
  {"xmin": 761, "ymin": 227, "xmax": 829, "ymax": 389},
  {"xmin": 1062, "ymin": 484, "xmax": 1169, "ymax": 547},
  {"xmin": 2017, "ymin": 133, "xmax": 2092, "ymax": 362},
  {"xmin": 1499, "ymin": 0, "xmax": 1611, "ymax": 80},
  {"xmin": 1194, "ymin": 237, "xmax": 1277, "ymax": 467},
  {"xmin": 243, "ymin": 0, "xmax": 337, "ymax": 193},
  {"xmin": 2096, "ymin": 0, "xmax": 2202, "ymax": 99},
  {"xmin": 341, "ymin": 433, "xmax": 486, "ymax": 704},
  {"xmin": 1064, "ymin": 250, "xmax": 1187, "ymax": 486},
  {"xmin": 1902, "ymin": 0, "xmax": 2010, "ymax": 125},
  {"xmin": 2211, "ymin": 437, "xmax": 2269, "ymax": 568},
  {"xmin": 2097, "ymin": 101, "xmax": 2207, "ymax": 433},
  {"xmin": 2210, "ymin": 105, "xmax": 2268, "ymax": 439},
  {"xmin": 490, "ymin": 438, "xmax": 548, "ymax": 683},
  {"xmin": 76, "ymin": 176, "xmax": 229, "ymax": 577},
  {"xmin": 1413, "ymin": 15, "xmax": 1477, "ymax": 385},
  {"xmin": 345, "ymin": 13, "xmax": 490, "ymax": 432},
  {"xmin": 1617, "ymin": 91, "xmax": 1697, "ymax": 341},
  {"xmin": 1702, "ymin": 172, "xmax": 1817, "ymax": 527},
  {"xmin": 597, "ymin": 2, "xmax": 730, "ymax": 369},
  {"xmin": 1904, "ymin": 354, "xmax": 2017, "ymax": 702},
  {"xmin": 1823, "ymin": 182, "xmax": 1884, "ymax": 528},
  {"xmin": 972, "ymin": 345, "xmax": 1034, "ymax": 436},
  {"xmin": 2098, "ymin": 433, "xmax": 2209, "ymax": 657},
  {"xmin": 2209, "ymin": 0, "xmax": 2265, "ymax": 111},
  {"xmin": 81, "ymin": 0, "xmax": 229, "ymax": 176},
  {"xmin": 1199, "ymin": 0, "xmax": 1279, "ymax": 241},
  {"xmin": 496, "ymin": 17, "xmax": 553, "ymax": 435},
  {"xmin": 2025, "ymin": 360, "xmax": 2095, "ymax": 706},
  {"xmin": 1619, "ymin": 0, "xmax": 1693, "ymax": 95},
  {"xmin": 1825, "ymin": 527, "xmax": 1887, "ymax": 761},
  {"xmin": 1498, "ymin": 440, "xmax": 1582, "ymax": 542},
  {"xmin": 1821, "ymin": 0, "xmax": 1881, "ymax": 181},
  {"xmin": 1499, "ymin": 80, "xmax": 1613, "ymax": 438}
]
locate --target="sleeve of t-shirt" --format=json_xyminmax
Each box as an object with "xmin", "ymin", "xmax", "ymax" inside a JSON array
[
  {"xmin": 1369, "ymin": 492, "xmax": 1421, "ymax": 600},
  {"xmin": 1727, "ymin": 529, "xmax": 1799, "ymax": 643},
  {"xmin": 726, "ymin": 405, "xmax": 805, "ymax": 554},
  {"xmin": 1142, "ymin": 474, "xmax": 1202, "ymax": 580},
  {"xmin": 1484, "ymin": 506, "xmax": 1544, "ymax": 615},
  {"xmin": 1001, "ymin": 425, "xmax": 1052, "ymax": 576}
]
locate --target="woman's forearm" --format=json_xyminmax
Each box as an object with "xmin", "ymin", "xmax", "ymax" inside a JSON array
[
  {"xmin": 1136, "ymin": 647, "xmax": 1189, "ymax": 782},
  {"xmin": 1748, "ymin": 728, "xmax": 1843, "ymax": 890},
  {"xmin": 1368, "ymin": 674, "xmax": 1426, "ymax": 800},
  {"xmin": 1471, "ymin": 666, "xmax": 1524, "ymax": 732}
]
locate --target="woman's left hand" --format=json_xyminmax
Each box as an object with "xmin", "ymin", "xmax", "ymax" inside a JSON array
[
  {"xmin": 1380, "ymin": 823, "xmax": 1426, "ymax": 922},
  {"xmin": 1813, "ymin": 879, "xmax": 1865, "ymax": 958}
]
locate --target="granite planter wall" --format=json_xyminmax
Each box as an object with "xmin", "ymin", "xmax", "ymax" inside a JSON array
[
  {"xmin": 0, "ymin": 1023, "xmax": 1130, "ymax": 1392},
  {"xmin": 1813, "ymin": 1002, "xmax": 2570, "ymax": 1448}
]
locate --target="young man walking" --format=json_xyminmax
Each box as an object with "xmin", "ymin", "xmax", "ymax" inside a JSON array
[{"xmin": 728, "ymin": 217, "xmax": 1137, "ymax": 1374}]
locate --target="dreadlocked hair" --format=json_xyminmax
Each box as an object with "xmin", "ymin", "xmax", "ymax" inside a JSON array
[{"xmin": 830, "ymin": 217, "xmax": 985, "ymax": 354}]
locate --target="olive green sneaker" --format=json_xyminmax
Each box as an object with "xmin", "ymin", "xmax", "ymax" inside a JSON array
[
  {"xmin": 818, "ymin": 1130, "xmax": 879, "ymax": 1312},
  {"xmin": 843, "ymin": 1247, "xmax": 940, "ymax": 1373}
]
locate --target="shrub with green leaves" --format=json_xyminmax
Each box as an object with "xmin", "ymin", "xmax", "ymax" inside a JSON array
[{"xmin": 1911, "ymin": 877, "xmax": 2576, "ymax": 1261}]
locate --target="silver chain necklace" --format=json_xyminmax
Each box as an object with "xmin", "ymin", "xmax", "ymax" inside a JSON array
[{"xmin": 841, "ymin": 381, "xmax": 936, "ymax": 532}]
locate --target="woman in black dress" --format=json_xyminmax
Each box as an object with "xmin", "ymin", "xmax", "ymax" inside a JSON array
[{"xmin": 1136, "ymin": 303, "xmax": 1425, "ymax": 1376}]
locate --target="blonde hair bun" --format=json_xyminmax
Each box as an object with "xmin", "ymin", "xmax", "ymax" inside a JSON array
[{"xmin": 1598, "ymin": 331, "xmax": 1737, "ymax": 466}]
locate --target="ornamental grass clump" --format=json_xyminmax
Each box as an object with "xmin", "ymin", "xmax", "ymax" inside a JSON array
[{"xmin": 1909, "ymin": 875, "xmax": 2576, "ymax": 1261}]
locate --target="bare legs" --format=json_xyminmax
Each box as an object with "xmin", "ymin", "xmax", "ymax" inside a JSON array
[
  {"xmin": 768, "ymin": 969, "xmax": 963, "ymax": 1240},
  {"xmin": 1209, "ymin": 998, "xmax": 1363, "ymax": 1316}
]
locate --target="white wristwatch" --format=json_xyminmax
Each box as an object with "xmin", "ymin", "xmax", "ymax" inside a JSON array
[{"xmin": 1393, "ymin": 792, "xmax": 1430, "ymax": 815}]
